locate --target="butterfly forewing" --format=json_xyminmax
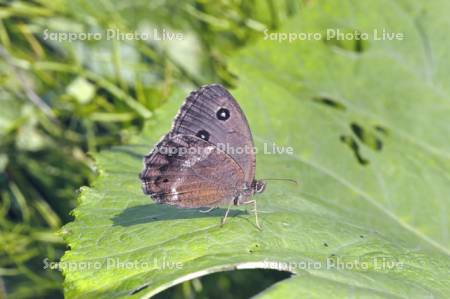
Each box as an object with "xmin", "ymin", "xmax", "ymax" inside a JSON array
[{"xmin": 170, "ymin": 84, "xmax": 256, "ymax": 184}]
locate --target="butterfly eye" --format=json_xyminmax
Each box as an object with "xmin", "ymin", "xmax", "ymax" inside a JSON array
[
  {"xmin": 216, "ymin": 108, "xmax": 230, "ymax": 121},
  {"xmin": 196, "ymin": 130, "xmax": 210, "ymax": 141}
]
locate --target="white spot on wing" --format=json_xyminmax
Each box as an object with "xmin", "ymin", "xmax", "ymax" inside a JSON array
[
  {"xmin": 181, "ymin": 146, "xmax": 215, "ymax": 169},
  {"xmin": 171, "ymin": 187, "xmax": 178, "ymax": 201}
]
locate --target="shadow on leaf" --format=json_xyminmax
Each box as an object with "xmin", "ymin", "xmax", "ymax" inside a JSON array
[{"xmin": 111, "ymin": 204, "xmax": 247, "ymax": 227}]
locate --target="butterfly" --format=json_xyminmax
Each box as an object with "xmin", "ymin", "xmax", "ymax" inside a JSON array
[{"xmin": 140, "ymin": 84, "xmax": 265, "ymax": 229}]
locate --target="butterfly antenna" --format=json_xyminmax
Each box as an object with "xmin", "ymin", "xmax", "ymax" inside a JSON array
[{"xmin": 260, "ymin": 178, "xmax": 298, "ymax": 185}]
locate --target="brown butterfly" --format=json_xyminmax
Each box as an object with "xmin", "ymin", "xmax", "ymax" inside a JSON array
[{"xmin": 140, "ymin": 84, "xmax": 265, "ymax": 228}]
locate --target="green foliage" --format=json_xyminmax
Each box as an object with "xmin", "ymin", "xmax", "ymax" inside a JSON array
[
  {"xmin": 0, "ymin": 0, "xmax": 296, "ymax": 298},
  {"xmin": 61, "ymin": 1, "xmax": 450, "ymax": 298}
]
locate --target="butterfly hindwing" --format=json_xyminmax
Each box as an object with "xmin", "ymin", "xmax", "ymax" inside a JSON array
[{"xmin": 141, "ymin": 134, "xmax": 245, "ymax": 208}]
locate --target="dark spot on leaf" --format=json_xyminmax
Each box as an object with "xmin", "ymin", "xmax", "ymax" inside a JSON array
[
  {"xmin": 354, "ymin": 35, "xmax": 364, "ymax": 52},
  {"xmin": 323, "ymin": 242, "xmax": 328, "ymax": 247},
  {"xmin": 375, "ymin": 139, "xmax": 383, "ymax": 151},
  {"xmin": 312, "ymin": 96, "xmax": 346, "ymax": 111},
  {"xmin": 350, "ymin": 123, "xmax": 364, "ymax": 140},
  {"xmin": 350, "ymin": 123, "xmax": 383, "ymax": 151},
  {"xmin": 129, "ymin": 283, "xmax": 149, "ymax": 295},
  {"xmin": 360, "ymin": 235, "xmax": 364, "ymax": 238},
  {"xmin": 375, "ymin": 125, "xmax": 389, "ymax": 135},
  {"xmin": 163, "ymin": 178, "xmax": 169, "ymax": 183},
  {"xmin": 248, "ymin": 243, "xmax": 261, "ymax": 253},
  {"xmin": 323, "ymin": 28, "xmax": 368, "ymax": 53},
  {"xmin": 340, "ymin": 135, "xmax": 369, "ymax": 165}
]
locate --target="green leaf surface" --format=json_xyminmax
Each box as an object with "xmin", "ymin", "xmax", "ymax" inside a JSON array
[{"xmin": 62, "ymin": 0, "xmax": 450, "ymax": 298}]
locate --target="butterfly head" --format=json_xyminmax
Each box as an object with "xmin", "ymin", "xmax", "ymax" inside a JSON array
[
  {"xmin": 235, "ymin": 180, "xmax": 266, "ymax": 205},
  {"xmin": 252, "ymin": 180, "xmax": 266, "ymax": 194}
]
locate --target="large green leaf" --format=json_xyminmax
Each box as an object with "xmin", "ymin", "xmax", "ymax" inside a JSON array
[{"xmin": 61, "ymin": 0, "xmax": 450, "ymax": 298}]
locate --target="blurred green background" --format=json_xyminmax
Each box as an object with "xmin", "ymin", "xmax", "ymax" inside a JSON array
[{"xmin": 0, "ymin": 0, "xmax": 299, "ymax": 298}]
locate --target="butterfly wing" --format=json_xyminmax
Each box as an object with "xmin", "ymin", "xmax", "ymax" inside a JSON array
[
  {"xmin": 140, "ymin": 134, "xmax": 245, "ymax": 208},
  {"xmin": 169, "ymin": 84, "xmax": 256, "ymax": 184}
]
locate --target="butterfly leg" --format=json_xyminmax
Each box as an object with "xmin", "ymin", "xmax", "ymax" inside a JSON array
[
  {"xmin": 220, "ymin": 199, "xmax": 234, "ymax": 227},
  {"xmin": 199, "ymin": 207, "xmax": 216, "ymax": 213},
  {"xmin": 241, "ymin": 200, "xmax": 261, "ymax": 230}
]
